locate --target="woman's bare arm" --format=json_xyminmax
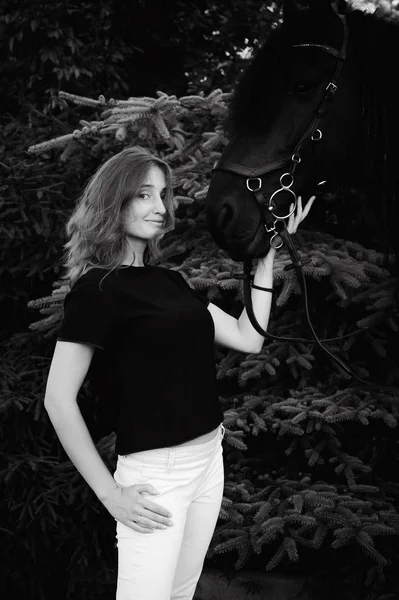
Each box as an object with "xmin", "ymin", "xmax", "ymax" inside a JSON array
[
  {"xmin": 207, "ymin": 195, "xmax": 316, "ymax": 354},
  {"xmin": 44, "ymin": 341, "xmax": 173, "ymax": 532},
  {"xmin": 44, "ymin": 341, "xmax": 119, "ymax": 503}
]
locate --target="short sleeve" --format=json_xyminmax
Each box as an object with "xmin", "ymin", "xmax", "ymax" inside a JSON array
[
  {"xmin": 173, "ymin": 271, "xmax": 210, "ymax": 307},
  {"xmin": 188, "ymin": 286, "xmax": 210, "ymax": 307},
  {"xmin": 57, "ymin": 274, "xmax": 115, "ymax": 350}
]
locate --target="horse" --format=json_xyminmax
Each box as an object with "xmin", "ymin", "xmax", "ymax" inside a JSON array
[{"xmin": 205, "ymin": 0, "xmax": 399, "ymax": 270}]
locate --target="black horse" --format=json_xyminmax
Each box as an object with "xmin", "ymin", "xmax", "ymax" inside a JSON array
[{"xmin": 206, "ymin": 0, "xmax": 399, "ymax": 268}]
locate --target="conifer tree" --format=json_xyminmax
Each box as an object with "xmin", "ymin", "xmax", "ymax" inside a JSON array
[{"xmin": 9, "ymin": 87, "xmax": 399, "ymax": 598}]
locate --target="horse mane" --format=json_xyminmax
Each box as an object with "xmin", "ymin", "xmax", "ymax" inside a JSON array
[
  {"xmin": 226, "ymin": 7, "xmax": 399, "ymax": 263},
  {"xmin": 349, "ymin": 9, "xmax": 399, "ymax": 259}
]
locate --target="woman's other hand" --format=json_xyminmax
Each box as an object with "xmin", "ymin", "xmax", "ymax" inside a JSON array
[{"xmin": 103, "ymin": 483, "xmax": 174, "ymax": 533}]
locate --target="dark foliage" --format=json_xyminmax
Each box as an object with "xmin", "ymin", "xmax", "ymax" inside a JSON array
[{"xmin": 0, "ymin": 0, "xmax": 281, "ymax": 115}]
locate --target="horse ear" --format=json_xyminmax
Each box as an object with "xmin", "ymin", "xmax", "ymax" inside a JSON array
[
  {"xmin": 283, "ymin": 0, "xmax": 308, "ymax": 21},
  {"xmin": 283, "ymin": 0, "xmax": 342, "ymax": 23},
  {"xmin": 311, "ymin": 0, "xmax": 341, "ymax": 15},
  {"xmin": 283, "ymin": 0, "xmax": 337, "ymax": 20}
]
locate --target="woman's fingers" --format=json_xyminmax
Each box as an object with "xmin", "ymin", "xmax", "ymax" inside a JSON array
[
  {"xmin": 134, "ymin": 512, "xmax": 170, "ymax": 531},
  {"xmin": 301, "ymin": 195, "xmax": 316, "ymax": 219},
  {"xmin": 294, "ymin": 196, "xmax": 302, "ymax": 229},
  {"xmin": 124, "ymin": 508, "xmax": 172, "ymax": 532},
  {"xmin": 127, "ymin": 520, "xmax": 154, "ymax": 533},
  {"xmin": 287, "ymin": 203, "xmax": 295, "ymax": 233},
  {"xmin": 290, "ymin": 196, "xmax": 301, "ymax": 232},
  {"xmin": 285, "ymin": 194, "xmax": 315, "ymax": 234}
]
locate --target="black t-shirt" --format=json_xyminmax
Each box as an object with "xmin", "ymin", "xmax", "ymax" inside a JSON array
[{"xmin": 57, "ymin": 265, "xmax": 223, "ymax": 455}]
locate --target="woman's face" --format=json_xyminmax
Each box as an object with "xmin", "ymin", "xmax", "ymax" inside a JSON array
[{"xmin": 123, "ymin": 165, "xmax": 167, "ymax": 242}]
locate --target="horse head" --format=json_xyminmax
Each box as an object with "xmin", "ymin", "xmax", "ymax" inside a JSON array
[{"xmin": 206, "ymin": 0, "xmax": 399, "ymax": 265}]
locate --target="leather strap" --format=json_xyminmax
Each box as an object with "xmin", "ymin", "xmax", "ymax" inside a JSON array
[{"xmin": 251, "ymin": 284, "xmax": 273, "ymax": 292}]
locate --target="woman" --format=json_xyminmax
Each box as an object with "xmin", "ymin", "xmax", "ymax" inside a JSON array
[{"xmin": 44, "ymin": 146, "xmax": 314, "ymax": 600}]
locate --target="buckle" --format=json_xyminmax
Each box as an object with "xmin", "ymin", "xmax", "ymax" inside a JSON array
[
  {"xmin": 246, "ymin": 177, "xmax": 262, "ymax": 192},
  {"xmin": 326, "ymin": 81, "xmax": 338, "ymax": 96},
  {"xmin": 284, "ymin": 257, "xmax": 312, "ymax": 271}
]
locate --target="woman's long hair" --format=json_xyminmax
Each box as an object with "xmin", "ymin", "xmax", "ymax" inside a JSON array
[{"xmin": 61, "ymin": 146, "xmax": 175, "ymax": 286}]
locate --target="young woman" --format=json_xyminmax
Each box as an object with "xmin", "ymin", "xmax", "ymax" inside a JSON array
[{"xmin": 44, "ymin": 146, "xmax": 314, "ymax": 600}]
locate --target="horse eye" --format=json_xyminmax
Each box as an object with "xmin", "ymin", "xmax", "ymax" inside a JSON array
[{"xmin": 293, "ymin": 82, "xmax": 315, "ymax": 95}]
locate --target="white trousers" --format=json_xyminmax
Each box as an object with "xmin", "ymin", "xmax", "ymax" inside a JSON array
[{"xmin": 113, "ymin": 423, "xmax": 225, "ymax": 600}]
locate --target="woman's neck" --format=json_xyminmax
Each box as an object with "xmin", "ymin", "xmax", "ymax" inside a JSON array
[
  {"xmin": 120, "ymin": 260, "xmax": 145, "ymax": 267},
  {"xmin": 121, "ymin": 240, "xmax": 146, "ymax": 267}
]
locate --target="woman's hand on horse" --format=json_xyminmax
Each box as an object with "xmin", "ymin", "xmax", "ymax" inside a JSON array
[
  {"xmin": 286, "ymin": 194, "xmax": 316, "ymax": 235},
  {"xmin": 103, "ymin": 483, "xmax": 174, "ymax": 533}
]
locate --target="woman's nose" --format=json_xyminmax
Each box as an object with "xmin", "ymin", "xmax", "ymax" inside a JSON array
[{"xmin": 154, "ymin": 194, "xmax": 167, "ymax": 213}]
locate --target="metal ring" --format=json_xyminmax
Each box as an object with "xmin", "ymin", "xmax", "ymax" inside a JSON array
[
  {"xmin": 269, "ymin": 186, "xmax": 297, "ymax": 220},
  {"xmin": 291, "ymin": 154, "xmax": 302, "ymax": 164},
  {"xmin": 264, "ymin": 219, "xmax": 277, "ymax": 233},
  {"xmin": 279, "ymin": 172, "xmax": 294, "ymax": 189},
  {"xmin": 246, "ymin": 177, "xmax": 262, "ymax": 192},
  {"xmin": 270, "ymin": 232, "xmax": 284, "ymax": 249},
  {"xmin": 311, "ymin": 129, "xmax": 323, "ymax": 142}
]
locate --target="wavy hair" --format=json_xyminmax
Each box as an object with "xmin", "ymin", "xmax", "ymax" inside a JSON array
[{"xmin": 61, "ymin": 146, "xmax": 175, "ymax": 286}]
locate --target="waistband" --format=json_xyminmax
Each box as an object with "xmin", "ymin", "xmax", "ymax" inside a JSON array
[{"xmin": 119, "ymin": 423, "xmax": 225, "ymax": 466}]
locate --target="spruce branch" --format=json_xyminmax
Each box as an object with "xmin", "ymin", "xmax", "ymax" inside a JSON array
[
  {"xmin": 234, "ymin": 541, "xmax": 253, "ymax": 570},
  {"xmin": 265, "ymin": 541, "xmax": 288, "ymax": 570}
]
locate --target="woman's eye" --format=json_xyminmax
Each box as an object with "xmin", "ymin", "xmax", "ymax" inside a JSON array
[
  {"xmin": 293, "ymin": 82, "xmax": 315, "ymax": 95},
  {"xmin": 139, "ymin": 193, "xmax": 151, "ymax": 200}
]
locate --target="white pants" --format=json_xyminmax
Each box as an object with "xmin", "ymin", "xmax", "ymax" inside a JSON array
[{"xmin": 113, "ymin": 423, "xmax": 225, "ymax": 600}]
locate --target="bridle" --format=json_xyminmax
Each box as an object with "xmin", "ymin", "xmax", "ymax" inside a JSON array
[
  {"xmin": 213, "ymin": 13, "xmax": 348, "ymax": 251},
  {"xmin": 210, "ymin": 14, "xmax": 372, "ymax": 380}
]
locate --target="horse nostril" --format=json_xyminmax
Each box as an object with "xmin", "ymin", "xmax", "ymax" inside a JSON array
[{"xmin": 220, "ymin": 205, "xmax": 234, "ymax": 230}]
